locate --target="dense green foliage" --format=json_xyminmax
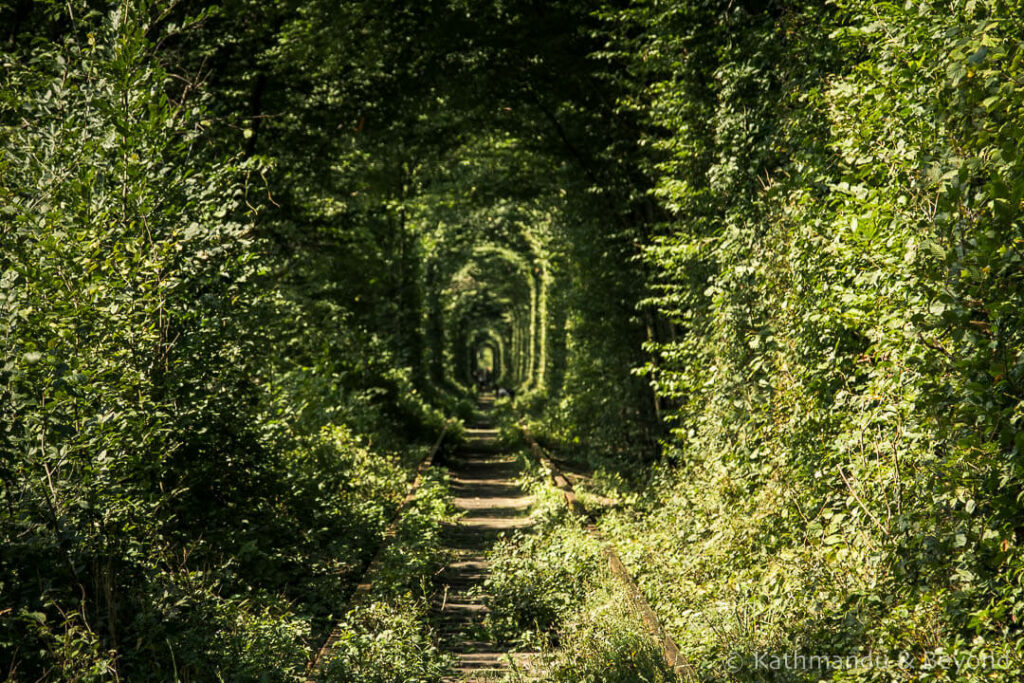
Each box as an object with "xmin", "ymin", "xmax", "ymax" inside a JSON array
[
  {"xmin": 4, "ymin": 0, "xmax": 1024, "ymax": 680},
  {"xmin": 0, "ymin": 2, "xmax": 449, "ymax": 678},
  {"xmin": 318, "ymin": 469, "xmax": 454, "ymax": 682},
  {"xmin": 481, "ymin": 447, "xmax": 674, "ymax": 680},
  {"xmin": 593, "ymin": 0, "xmax": 1024, "ymax": 679}
]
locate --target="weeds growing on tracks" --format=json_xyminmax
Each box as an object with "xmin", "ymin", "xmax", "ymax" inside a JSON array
[{"xmin": 315, "ymin": 468, "xmax": 456, "ymax": 682}]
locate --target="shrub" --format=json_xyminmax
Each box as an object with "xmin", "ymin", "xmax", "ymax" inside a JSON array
[{"xmin": 485, "ymin": 516, "xmax": 600, "ymax": 644}]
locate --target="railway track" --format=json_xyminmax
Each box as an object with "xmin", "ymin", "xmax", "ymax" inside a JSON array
[
  {"xmin": 309, "ymin": 398, "xmax": 690, "ymax": 681},
  {"xmin": 520, "ymin": 423, "xmax": 697, "ymax": 682},
  {"xmin": 433, "ymin": 397, "xmax": 538, "ymax": 681}
]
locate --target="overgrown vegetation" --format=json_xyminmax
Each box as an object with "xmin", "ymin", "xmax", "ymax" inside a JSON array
[
  {"xmin": 485, "ymin": 482, "xmax": 598, "ymax": 645},
  {"xmin": 318, "ymin": 469, "xmax": 455, "ymax": 682},
  {"xmin": 590, "ymin": 0, "xmax": 1024, "ymax": 680},
  {"xmin": 483, "ymin": 444, "xmax": 674, "ymax": 682},
  {"xmin": 0, "ymin": 2, "xmax": 450, "ymax": 678},
  {"xmin": 4, "ymin": 0, "xmax": 1024, "ymax": 679}
]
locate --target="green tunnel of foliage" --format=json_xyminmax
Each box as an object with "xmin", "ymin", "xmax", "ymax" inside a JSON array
[{"xmin": 3, "ymin": 0, "xmax": 1024, "ymax": 680}]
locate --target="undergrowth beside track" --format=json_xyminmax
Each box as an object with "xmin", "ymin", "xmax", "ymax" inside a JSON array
[
  {"xmin": 316, "ymin": 467, "xmax": 457, "ymax": 683},
  {"xmin": 481, "ymin": 408, "xmax": 679, "ymax": 681}
]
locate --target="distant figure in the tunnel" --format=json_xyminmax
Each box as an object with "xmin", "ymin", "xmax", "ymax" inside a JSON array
[{"xmin": 475, "ymin": 367, "xmax": 491, "ymax": 392}]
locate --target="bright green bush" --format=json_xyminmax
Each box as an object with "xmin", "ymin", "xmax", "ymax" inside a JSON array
[
  {"xmin": 317, "ymin": 469, "xmax": 455, "ymax": 683},
  {"xmin": 485, "ymin": 513, "xmax": 600, "ymax": 644},
  {"xmin": 319, "ymin": 597, "xmax": 448, "ymax": 683},
  {"xmin": 0, "ymin": 3, "xmax": 454, "ymax": 678},
  {"xmin": 544, "ymin": 584, "xmax": 676, "ymax": 683}
]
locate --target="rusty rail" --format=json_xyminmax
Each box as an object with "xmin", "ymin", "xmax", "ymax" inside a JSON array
[
  {"xmin": 521, "ymin": 425, "xmax": 697, "ymax": 682},
  {"xmin": 305, "ymin": 422, "xmax": 450, "ymax": 679}
]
